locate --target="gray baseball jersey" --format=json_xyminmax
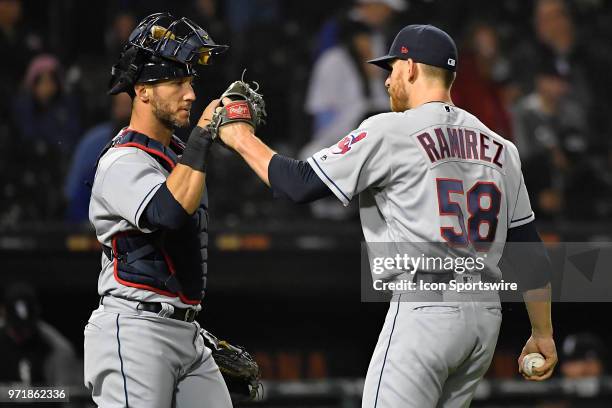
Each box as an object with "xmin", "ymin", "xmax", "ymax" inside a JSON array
[
  {"xmin": 308, "ymin": 102, "xmax": 533, "ymax": 265},
  {"xmin": 307, "ymin": 102, "xmax": 532, "ymax": 407},
  {"xmin": 89, "ymin": 143, "xmax": 197, "ymax": 309},
  {"xmin": 86, "ymin": 133, "xmax": 231, "ymax": 407}
]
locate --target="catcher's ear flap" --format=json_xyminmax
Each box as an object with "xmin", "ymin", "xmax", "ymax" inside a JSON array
[
  {"xmin": 108, "ymin": 65, "xmax": 131, "ymax": 95},
  {"xmin": 108, "ymin": 47, "xmax": 143, "ymax": 96}
]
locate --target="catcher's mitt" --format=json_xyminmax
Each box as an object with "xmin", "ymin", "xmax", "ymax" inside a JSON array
[
  {"xmin": 200, "ymin": 328, "xmax": 262, "ymax": 401},
  {"xmin": 209, "ymin": 70, "xmax": 266, "ymax": 142}
]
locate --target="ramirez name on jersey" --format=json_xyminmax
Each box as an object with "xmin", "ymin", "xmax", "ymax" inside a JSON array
[{"xmin": 416, "ymin": 126, "xmax": 504, "ymax": 169}]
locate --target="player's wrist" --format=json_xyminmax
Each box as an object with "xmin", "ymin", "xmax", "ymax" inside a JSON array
[
  {"xmin": 229, "ymin": 126, "xmax": 254, "ymax": 153},
  {"xmin": 179, "ymin": 126, "xmax": 214, "ymax": 172},
  {"xmin": 531, "ymin": 327, "xmax": 553, "ymax": 338}
]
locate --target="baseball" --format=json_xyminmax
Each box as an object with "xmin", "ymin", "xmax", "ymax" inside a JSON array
[{"xmin": 522, "ymin": 353, "xmax": 545, "ymax": 376}]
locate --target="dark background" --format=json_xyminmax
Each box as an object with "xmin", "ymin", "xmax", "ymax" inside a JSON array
[{"xmin": 1, "ymin": 0, "xmax": 612, "ymax": 405}]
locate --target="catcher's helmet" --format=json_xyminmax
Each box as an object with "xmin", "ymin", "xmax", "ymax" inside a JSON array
[{"xmin": 109, "ymin": 12, "xmax": 228, "ymax": 96}]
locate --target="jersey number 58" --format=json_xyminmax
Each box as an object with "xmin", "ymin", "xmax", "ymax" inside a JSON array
[{"xmin": 436, "ymin": 178, "xmax": 501, "ymax": 250}]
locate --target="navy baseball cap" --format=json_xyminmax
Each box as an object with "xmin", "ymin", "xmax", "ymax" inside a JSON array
[{"xmin": 368, "ymin": 24, "xmax": 458, "ymax": 72}]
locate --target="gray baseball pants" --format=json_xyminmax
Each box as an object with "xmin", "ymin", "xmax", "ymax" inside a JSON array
[
  {"xmin": 362, "ymin": 294, "xmax": 502, "ymax": 408},
  {"xmin": 84, "ymin": 296, "xmax": 232, "ymax": 408}
]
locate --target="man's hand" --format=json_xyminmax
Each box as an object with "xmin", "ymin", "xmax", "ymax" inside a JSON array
[
  {"xmin": 518, "ymin": 334, "xmax": 557, "ymax": 381},
  {"xmin": 209, "ymin": 78, "xmax": 266, "ymax": 145},
  {"xmin": 216, "ymin": 97, "xmax": 253, "ymax": 149},
  {"xmin": 197, "ymin": 99, "xmax": 221, "ymax": 128},
  {"xmin": 522, "ymin": 284, "xmax": 555, "ymax": 380},
  {"xmin": 218, "ymin": 122, "xmax": 253, "ymax": 151}
]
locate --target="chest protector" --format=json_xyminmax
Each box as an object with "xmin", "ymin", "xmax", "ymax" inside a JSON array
[{"xmin": 97, "ymin": 129, "xmax": 208, "ymax": 305}]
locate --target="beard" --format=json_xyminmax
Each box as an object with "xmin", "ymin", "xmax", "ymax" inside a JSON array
[
  {"xmin": 151, "ymin": 98, "xmax": 190, "ymax": 130},
  {"xmin": 389, "ymin": 85, "xmax": 409, "ymax": 112}
]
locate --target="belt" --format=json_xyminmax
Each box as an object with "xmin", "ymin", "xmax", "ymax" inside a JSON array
[
  {"xmin": 413, "ymin": 271, "xmax": 498, "ymax": 284},
  {"xmin": 413, "ymin": 271, "xmax": 454, "ymax": 284},
  {"xmin": 100, "ymin": 296, "xmax": 199, "ymax": 323},
  {"xmin": 138, "ymin": 302, "xmax": 199, "ymax": 323}
]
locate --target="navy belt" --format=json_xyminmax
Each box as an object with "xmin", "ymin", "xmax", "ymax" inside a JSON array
[
  {"xmin": 414, "ymin": 271, "xmax": 454, "ymax": 284},
  {"xmin": 413, "ymin": 271, "xmax": 498, "ymax": 284},
  {"xmin": 138, "ymin": 302, "xmax": 199, "ymax": 322},
  {"xmin": 100, "ymin": 296, "xmax": 198, "ymax": 323}
]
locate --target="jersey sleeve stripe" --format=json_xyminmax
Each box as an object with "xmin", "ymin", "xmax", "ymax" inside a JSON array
[
  {"xmin": 512, "ymin": 213, "xmax": 534, "ymax": 223},
  {"xmin": 134, "ymin": 182, "xmax": 163, "ymax": 229},
  {"xmin": 509, "ymin": 212, "xmax": 535, "ymax": 228},
  {"xmin": 307, "ymin": 157, "xmax": 351, "ymax": 206}
]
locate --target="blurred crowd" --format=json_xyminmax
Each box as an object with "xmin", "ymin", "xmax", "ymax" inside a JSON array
[
  {"xmin": 1, "ymin": 0, "xmax": 612, "ymax": 227},
  {"xmin": 0, "ymin": 282, "xmax": 80, "ymax": 387},
  {"xmin": 1, "ymin": 1, "xmax": 611, "ymax": 401}
]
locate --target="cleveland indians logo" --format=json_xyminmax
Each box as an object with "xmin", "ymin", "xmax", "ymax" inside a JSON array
[{"xmin": 332, "ymin": 131, "xmax": 367, "ymax": 155}]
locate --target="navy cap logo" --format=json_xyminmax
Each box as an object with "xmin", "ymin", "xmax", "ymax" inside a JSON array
[
  {"xmin": 447, "ymin": 58, "xmax": 456, "ymax": 67},
  {"xmin": 401, "ymin": 46, "xmax": 409, "ymax": 54}
]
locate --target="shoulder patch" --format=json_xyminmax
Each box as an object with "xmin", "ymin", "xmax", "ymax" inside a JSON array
[{"xmin": 332, "ymin": 131, "xmax": 368, "ymax": 155}]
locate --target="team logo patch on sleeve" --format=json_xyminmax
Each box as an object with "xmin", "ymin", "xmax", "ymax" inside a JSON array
[{"xmin": 332, "ymin": 131, "xmax": 367, "ymax": 155}]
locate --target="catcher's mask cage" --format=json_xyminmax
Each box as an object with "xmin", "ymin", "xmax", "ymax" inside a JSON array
[{"xmin": 109, "ymin": 12, "xmax": 229, "ymax": 96}]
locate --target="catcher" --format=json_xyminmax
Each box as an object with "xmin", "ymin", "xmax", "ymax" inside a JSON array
[{"xmin": 84, "ymin": 13, "xmax": 259, "ymax": 407}]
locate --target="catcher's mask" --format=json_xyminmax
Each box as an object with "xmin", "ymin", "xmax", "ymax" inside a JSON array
[{"xmin": 109, "ymin": 12, "xmax": 229, "ymax": 96}]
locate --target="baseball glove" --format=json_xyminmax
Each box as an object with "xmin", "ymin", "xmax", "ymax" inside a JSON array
[
  {"xmin": 209, "ymin": 71, "xmax": 266, "ymax": 142},
  {"xmin": 200, "ymin": 328, "xmax": 262, "ymax": 401}
]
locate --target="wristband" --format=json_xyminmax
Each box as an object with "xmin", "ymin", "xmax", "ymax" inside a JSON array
[{"xmin": 179, "ymin": 126, "xmax": 214, "ymax": 172}]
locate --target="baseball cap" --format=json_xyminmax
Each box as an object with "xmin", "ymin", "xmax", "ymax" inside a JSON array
[{"xmin": 368, "ymin": 24, "xmax": 458, "ymax": 71}]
